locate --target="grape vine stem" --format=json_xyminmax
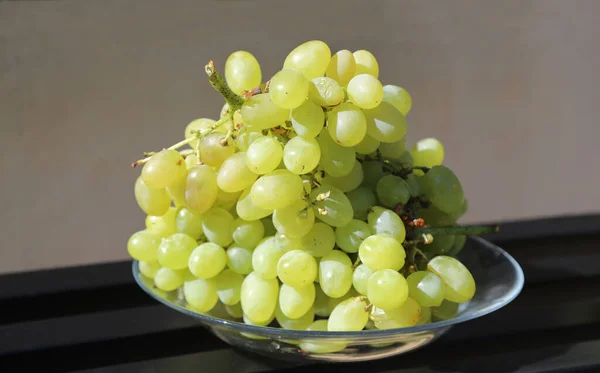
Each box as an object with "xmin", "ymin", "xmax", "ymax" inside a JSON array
[
  {"xmin": 205, "ymin": 60, "xmax": 245, "ymax": 112},
  {"xmin": 414, "ymin": 225, "xmax": 500, "ymax": 236}
]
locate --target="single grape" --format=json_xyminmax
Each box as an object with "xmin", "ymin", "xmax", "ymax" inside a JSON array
[
  {"xmin": 277, "ymin": 249, "xmax": 318, "ymax": 288},
  {"xmin": 417, "ymin": 306, "xmax": 432, "ymax": 325},
  {"xmin": 378, "ymin": 138, "xmax": 406, "ymax": 160},
  {"xmin": 367, "ymin": 206, "xmax": 406, "ymax": 243},
  {"xmin": 328, "ymin": 296, "xmax": 369, "ymax": 331},
  {"xmin": 166, "ymin": 173, "xmax": 187, "ymax": 208},
  {"xmin": 184, "ymin": 278, "xmax": 219, "ymax": 313},
  {"xmin": 185, "ymin": 154, "xmax": 199, "ymax": 169},
  {"xmin": 226, "ymin": 244, "xmax": 254, "ymax": 275},
  {"xmin": 361, "ymin": 160, "xmax": 389, "ymax": 190},
  {"xmin": 367, "ymin": 269, "xmax": 409, "ymax": 311},
  {"xmin": 354, "ymin": 134, "xmax": 380, "ymax": 155},
  {"xmin": 345, "ymin": 186, "xmax": 377, "ymax": 221},
  {"xmin": 141, "ymin": 149, "xmax": 187, "ymax": 189},
  {"xmin": 432, "ymin": 300, "xmax": 459, "ymax": 321},
  {"xmin": 319, "ymin": 250, "xmax": 353, "ymax": 298},
  {"xmin": 352, "ymin": 264, "xmax": 374, "ymax": 295},
  {"xmin": 283, "ymin": 40, "xmax": 331, "ymax": 80},
  {"xmin": 410, "ymin": 137, "xmax": 445, "ymax": 172},
  {"xmin": 326, "ymin": 49, "xmax": 356, "ymax": 86},
  {"xmin": 134, "ymin": 177, "xmax": 170, "ymax": 216},
  {"xmin": 335, "ymin": 219, "xmax": 372, "ymax": 253},
  {"xmin": 327, "ymin": 102, "xmax": 367, "ymax": 146},
  {"xmin": 308, "ymin": 77, "xmax": 344, "ymax": 107},
  {"xmin": 157, "ymin": 233, "xmax": 197, "ymax": 270},
  {"xmin": 214, "ymin": 269, "xmax": 244, "ymax": 306},
  {"xmin": 250, "ymin": 170, "xmax": 304, "ymax": 210},
  {"xmin": 421, "ymin": 165, "xmax": 465, "ymax": 214},
  {"xmin": 127, "ymin": 230, "xmax": 161, "ymax": 261},
  {"xmin": 279, "ymin": 283, "xmax": 316, "ymax": 319},
  {"xmin": 175, "ymin": 207, "xmax": 203, "ymax": 240},
  {"xmin": 316, "ymin": 129, "xmax": 356, "ymax": 177},
  {"xmin": 283, "ymin": 136, "xmax": 321, "ymax": 174},
  {"xmin": 290, "ymin": 100, "xmax": 325, "ymax": 138},
  {"xmin": 363, "ymin": 101, "xmax": 407, "ymax": 143},
  {"xmin": 358, "ymin": 234, "xmax": 406, "ymax": 271},
  {"xmin": 405, "ymin": 174, "xmax": 422, "ymax": 197},
  {"xmin": 214, "ymin": 189, "xmax": 242, "ymax": 211},
  {"xmin": 232, "ymin": 218, "xmax": 264, "ymax": 249},
  {"xmin": 185, "ymin": 165, "xmax": 218, "ymax": 215},
  {"xmin": 346, "ymin": 74, "xmax": 384, "ymax": 110},
  {"xmin": 383, "ymin": 85, "xmax": 412, "ymax": 116},
  {"xmin": 225, "ymin": 303, "xmax": 244, "ymax": 319},
  {"xmin": 217, "ymin": 152, "xmax": 258, "ymax": 193},
  {"xmin": 241, "ymin": 93, "xmax": 289, "ymax": 130},
  {"xmin": 376, "ymin": 175, "xmax": 411, "ymax": 208},
  {"xmin": 300, "ymin": 320, "xmax": 347, "ymax": 353},
  {"xmin": 240, "ymin": 272, "xmax": 279, "ymax": 325},
  {"xmin": 246, "ymin": 136, "xmax": 283, "ymax": 175},
  {"xmin": 201, "ymin": 207, "xmax": 234, "ymax": 247},
  {"xmin": 197, "ymin": 133, "xmax": 234, "ymax": 168},
  {"xmin": 322, "ymin": 159, "xmax": 363, "ymax": 193},
  {"xmin": 243, "ymin": 311, "xmax": 275, "ymax": 327},
  {"xmin": 311, "ymin": 184, "xmax": 354, "ymax": 227},
  {"xmin": 235, "ymin": 127, "xmax": 263, "ymax": 151},
  {"xmin": 353, "ymin": 50, "xmax": 379, "ymax": 77},
  {"xmin": 372, "ymin": 297, "xmax": 421, "ymax": 329},
  {"xmin": 225, "ymin": 50, "xmax": 262, "ymax": 95},
  {"xmin": 272, "ymin": 199, "xmax": 315, "ymax": 238},
  {"xmin": 275, "ymin": 305, "xmax": 315, "ymax": 330},
  {"xmin": 185, "ymin": 118, "xmax": 225, "ymax": 150},
  {"xmin": 145, "ymin": 207, "xmax": 178, "ymax": 237},
  {"xmin": 299, "ymin": 222, "xmax": 336, "ymax": 257},
  {"xmin": 154, "ymin": 267, "xmax": 185, "ymax": 291},
  {"xmin": 427, "ymin": 255, "xmax": 476, "ymax": 303},
  {"xmin": 188, "ymin": 242, "xmax": 227, "ymax": 279},
  {"xmin": 252, "ymin": 236, "xmax": 287, "ymax": 279},
  {"xmin": 407, "ymin": 271, "xmax": 445, "ymax": 307},
  {"xmin": 236, "ymin": 188, "xmax": 273, "ymax": 221},
  {"xmin": 269, "ymin": 69, "xmax": 309, "ymax": 109},
  {"xmin": 139, "ymin": 260, "xmax": 160, "ymax": 279}
]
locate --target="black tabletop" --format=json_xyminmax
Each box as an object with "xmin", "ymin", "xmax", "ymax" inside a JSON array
[{"xmin": 1, "ymin": 214, "xmax": 599, "ymax": 372}]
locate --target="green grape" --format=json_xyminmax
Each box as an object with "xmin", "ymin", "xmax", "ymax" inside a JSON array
[
  {"xmin": 250, "ymin": 170, "xmax": 304, "ymax": 210},
  {"xmin": 214, "ymin": 269, "xmax": 244, "ymax": 306},
  {"xmin": 447, "ymin": 235, "xmax": 467, "ymax": 257},
  {"xmin": 427, "ymin": 255, "xmax": 476, "ymax": 303},
  {"xmin": 276, "ymin": 305, "xmax": 315, "ymax": 330},
  {"xmin": 272, "ymin": 199, "xmax": 315, "ymax": 238},
  {"xmin": 420, "ymin": 234, "xmax": 455, "ymax": 255},
  {"xmin": 417, "ymin": 306, "xmax": 432, "ymax": 325},
  {"xmin": 328, "ymin": 297, "xmax": 369, "ymax": 331},
  {"xmin": 157, "ymin": 233, "xmax": 197, "ymax": 270},
  {"xmin": 300, "ymin": 319, "xmax": 347, "ymax": 353},
  {"xmin": 277, "ymin": 249, "xmax": 318, "ymax": 288},
  {"xmin": 154, "ymin": 267, "xmax": 185, "ymax": 291},
  {"xmin": 383, "ymin": 85, "xmax": 412, "ymax": 116},
  {"xmin": 139, "ymin": 260, "xmax": 160, "ymax": 279},
  {"xmin": 353, "ymin": 50, "xmax": 379, "ymax": 77},
  {"xmin": 243, "ymin": 311, "xmax": 275, "ymax": 327},
  {"xmin": 225, "ymin": 302, "xmax": 244, "ymax": 319},
  {"xmin": 308, "ymin": 77, "xmax": 344, "ymax": 107},
  {"xmin": 326, "ymin": 49, "xmax": 356, "ymax": 86},
  {"xmin": 184, "ymin": 278, "xmax": 219, "ymax": 313},
  {"xmin": 185, "ymin": 165, "xmax": 218, "ymax": 215},
  {"xmin": 185, "ymin": 118, "xmax": 225, "ymax": 150},
  {"xmin": 417, "ymin": 205, "xmax": 459, "ymax": 227},
  {"xmin": 217, "ymin": 152, "xmax": 258, "ymax": 193},
  {"xmin": 185, "ymin": 154, "xmax": 199, "ymax": 170},
  {"xmin": 346, "ymin": 74, "xmax": 384, "ymax": 110},
  {"xmin": 405, "ymin": 174, "xmax": 422, "ymax": 197},
  {"xmin": 283, "ymin": 40, "xmax": 331, "ymax": 80},
  {"xmin": 246, "ymin": 136, "xmax": 283, "ymax": 175},
  {"xmin": 226, "ymin": 244, "xmax": 254, "ymax": 275},
  {"xmin": 232, "ymin": 218, "xmax": 264, "ymax": 249},
  {"xmin": 175, "ymin": 207, "xmax": 203, "ymax": 240},
  {"xmin": 269, "ymin": 69, "xmax": 309, "ymax": 109},
  {"xmin": 236, "ymin": 188, "xmax": 273, "ymax": 221},
  {"xmin": 214, "ymin": 189, "xmax": 242, "ymax": 211},
  {"xmin": 279, "ymin": 283, "xmax": 315, "ymax": 319},
  {"xmin": 145, "ymin": 207, "xmax": 178, "ymax": 237},
  {"xmin": 327, "ymin": 102, "xmax": 367, "ymax": 146},
  {"xmin": 141, "ymin": 149, "xmax": 187, "ymax": 189},
  {"xmin": 358, "ymin": 234, "xmax": 406, "ymax": 271},
  {"xmin": 319, "ymin": 250, "xmax": 353, "ymax": 298},
  {"xmin": 283, "ymin": 136, "xmax": 321, "ymax": 174},
  {"xmin": 322, "ymin": 159, "xmax": 363, "ymax": 193},
  {"xmin": 262, "ymin": 216, "xmax": 277, "ymax": 236},
  {"xmin": 354, "ymin": 134, "xmax": 380, "ymax": 155},
  {"xmin": 311, "ymin": 184, "xmax": 354, "ymax": 227},
  {"xmin": 372, "ymin": 297, "xmax": 421, "ymax": 329},
  {"xmin": 202, "ymin": 207, "xmax": 234, "ymax": 246},
  {"xmin": 188, "ymin": 242, "xmax": 227, "ymax": 279},
  {"xmin": 235, "ymin": 127, "xmax": 263, "ymax": 151},
  {"xmin": 379, "ymin": 138, "xmax": 406, "ymax": 160},
  {"xmin": 241, "ymin": 94, "xmax": 289, "ymax": 130},
  {"xmin": 361, "ymin": 161, "xmax": 388, "ymax": 190},
  {"xmin": 368, "ymin": 269, "xmax": 409, "ymax": 311},
  {"xmin": 134, "ymin": 177, "xmax": 171, "ymax": 216},
  {"xmin": 316, "ymin": 129, "xmax": 356, "ymax": 177},
  {"xmin": 224, "ymin": 50, "xmax": 262, "ymax": 95},
  {"xmin": 345, "ymin": 186, "xmax": 377, "ymax": 220},
  {"xmin": 410, "ymin": 137, "xmax": 444, "ymax": 170},
  {"xmin": 363, "ymin": 101, "xmax": 407, "ymax": 143},
  {"xmin": 407, "ymin": 271, "xmax": 445, "ymax": 307},
  {"xmin": 274, "ymin": 232, "xmax": 303, "ymax": 252},
  {"xmin": 314, "ymin": 284, "xmax": 332, "ymax": 317},
  {"xmin": 127, "ymin": 230, "xmax": 161, "ymax": 261},
  {"xmin": 432, "ymin": 299, "xmax": 459, "ymax": 321},
  {"xmin": 421, "ymin": 166, "xmax": 465, "ymax": 214},
  {"xmin": 166, "ymin": 173, "xmax": 187, "ymax": 208},
  {"xmin": 290, "ymin": 100, "xmax": 325, "ymax": 138},
  {"xmin": 206, "ymin": 301, "xmax": 233, "ymax": 320},
  {"xmin": 197, "ymin": 133, "xmax": 234, "ymax": 168},
  {"xmin": 367, "ymin": 206, "xmax": 406, "ymax": 243},
  {"xmin": 376, "ymin": 175, "xmax": 411, "ymax": 208},
  {"xmin": 252, "ymin": 236, "xmax": 287, "ymax": 279},
  {"xmin": 335, "ymin": 219, "xmax": 372, "ymax": 254},
  {"xmin": 352, "ymin": 264, "xmax": 374, "ymax": 295},
  {"xmin": 241, "ymin": 272, "xmax": 279, "ymax": 324}
]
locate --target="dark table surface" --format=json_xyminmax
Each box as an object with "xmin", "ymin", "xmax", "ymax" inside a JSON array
[{"xmin": 1, "ymin": 214, "xmax": 599, "ymax": 372}]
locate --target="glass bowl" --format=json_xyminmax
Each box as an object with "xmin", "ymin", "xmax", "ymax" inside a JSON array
[{"xmin": 133, "ymin": 237, "xmax": 524, "ymax": 362}]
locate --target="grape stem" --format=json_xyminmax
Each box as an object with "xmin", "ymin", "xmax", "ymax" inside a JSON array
[
  {"xmin": 131, "ymin": 137, "xmax": 197, "ymax": 167},
  {"xmin": 205, "ymin": 60, "xmax": 245, "ymax": 111},
  {"xmin": 414, "ymin": 225, "xmax": 500, "ymax": 236}
]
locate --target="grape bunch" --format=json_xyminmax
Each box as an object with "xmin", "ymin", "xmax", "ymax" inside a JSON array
[{"xmin": 128, "ymin": 40, "xmax": 482, "ymax": 339}]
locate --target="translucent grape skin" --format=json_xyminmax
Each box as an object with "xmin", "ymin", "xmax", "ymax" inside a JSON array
[
  {"xmin": 276, "ymin": 305, "xmax": 315, "ymax": 330},
  {"xmin": 354, "ymin": 134, "xmax": 380, "ymax": 155},
  {"xmin": 188, "ymin": 242, "xmax": 227, "ymax": 279},
  {"xmin": 279, "ymin": 283, "xmax": 316, "ymax": 319},
  {"xmin": 277, "ymin": 249, "xmax": 318, "ymax": 288},
  {"xmin": 427, "ymin": 255, "xmax": 476, "ymax": 303},
  {"xmin": 240, "ymin": 272, "xmax": 279, "ymax": 325},
  {"xmin": 141, "ymin": 149, "xmax": 187, "ymax": 189},
  {"xmin": 353, "ymin": 50, "xmax": 379, "ymax": 77},
  {"xmin": 407, "ymin": 271, "xmax": 445, "ymax": 307},
  {"xmin": 432, "ymin": 299, "xmax": 459, "ymax": 321},
  {"xmin": 372, "ymin": 297, "xmax": 421, "ymax": 329},
  {"xmin": 269, "ymin": 69, "xmax": 309, "ymax": 109},
  {"xmin": 378, "ymin": 138, "xmax": 406, "ymax": 160},
  {"xmin": 346, "ymin": 74, "xmax": 384, "ymax": 110},
  {"xmin": 252, "ymin": 236, "xmax": 288, "ymax": 279},
  {"xmin": 326, "ymin": 49, "xmax": 356, "ymax": 86},
  {"xmin": 290, "ymin": 100, "xmax": 325, "ymax": 138},
  {"xmin": 410, "ymin": 137, "xmax": 445, "ymax": 170},
  {"xmin": 367, "ymin": 269, "xmax": 409, "ymax": 311},
  {"xmin": 157, "ymin": 233, "xmax": 197, "ymax": 270},
  {"xmin": 319, "ymin": 250, "xmax": 353, "ymax": 298},
  {"xmin": 232, "ymin": 218, "xmax": 264, "ymax": 249},
  {"xmin": 215, "ymin": 269, "xmax": 244, "ymax": 306},
  {"xmin": 335, "ymin": 219, "xmax": 372, "ymax": 254},
  {"xmin": 184, "ymin": 278, "xmax": 219, "ymax": 313},
  {"xmin": 145, "ymin": 207, "xmax": 178, "ymax": 237},
  {"xmin": 421, "ymin": 234, "xmax": 455, "ymax": 255},
  {"xmin": 241, "ymin": 94, "xmax": 289, "ymax": 131},
  {"xmin": 283, "ymin": 136, "xmax": 321, "ymax": 174},
  {"xmin": 226, "ymin": 244, "xmax": 254, "ymax": 275},
  {"xmin": 236, "ymin": 188, "xmax": 273, "ymax": 221},
  {"xmin": 283, "ymin": 40, "xmax": 331, "ymax": 80},
  {"xmin": 328, "ymin": 296, "xmax": 369, "ymax": 331},
  {"xmin": 134, "ymin": 177, "xmax": 170, "ymax": 216},
  {"xmin": 154, "ymin": 267, "xmax": 185, "ymax": 291},
  {"xmin": 299, "ymin": 319, "xmax": 347, "ymax": 353},
  {"xmin": 246, "ymin": 136, "xmax": 283, "ymax": 175},
  {"xmin": 322, "ymin": 159, "xmax": 363, "ymax": 193},
  {"xmin": 300, "ymin": 222, "xmax": 336, "ymax": 257},
  {"xmin": 198, "ymin": 133, "xmax": 234, "ymax": 167},
  {"xmin": 127, "ymin": 230, "xmax": 161, "ymax": 262},
  {"xmin": 316, "ymin": 129, "xmax": 356, "ymax": 177},
  {"xmin": 421, "ymin": 165, "xmax": 465, "ymax": 214},
  {"xmin": 352, "ymin": 264, "xmax": 374, "ymax": 295},
  {"xmin": 202, "ymin": 207, "xmax": 234, "ymax": 247},
  {"xmin": 175, "ymin": 207, "xmax": 204, "ymax": 240},
  {"xmin": 327, "ymin": 102, "xmax": 367, "ymax": 147},
  {"xmin": 225, "ymin": 50, "xmax": 262, "ymax": 95},
  {"xmin": 272, "ymin": 199, "xmax": 315, "ymax": 238},
  {"xmin": 214, "ymin": 189, "xmax": 242, "ymax": 211},
  {"xmin": 345, "ymin": 186, "xmax": 377, "ymax": 221},
  {"xmin": 376, "ymin": 175, "xmax": 411, "ymax": 208},
  {"xmin": 311, "ymin": 184, "xmax": 354, "ymax": 228},
  {"xmin": 358, "ymin": 234, "xmax": 406, "ymax": 271},
  {"xmin": 368, "ymin": 206, "xmax": 407, "ymax": 244},
  {"xmin": 139, "ymin": 260, "xmax": 160, "ymax": 279},
  {"xmin": 309, "ymin": 77, "xmax": 345, "ymax": 107},
  {"xmin": 383, "ymin": 85, "xmax": 412, "ymax": 116},
  {"xmin": 185, "ymin": 118, "xmax": 222, "ymax": 150},
  {"xmin": 185, "ymin": 165, "xmax": 218, "ymax": 215},
  {"xmin": 363, "ymin": 101, "xmax": 407, "ymax": 143},
  {"xmin": 250, "ymin": 170, "xmax": 304, "ymax": 210},
  {"xmin": 217, "ymin": 152, "xmax": 258, "ymax": 193}
]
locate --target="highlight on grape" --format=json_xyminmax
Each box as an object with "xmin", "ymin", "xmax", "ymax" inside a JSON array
[{"xmin": 128, "ymin": 40, "xmax": 498, "ymax": 340}]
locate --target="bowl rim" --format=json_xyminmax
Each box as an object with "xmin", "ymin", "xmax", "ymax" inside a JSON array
[{"xmin": 132, "ymin": 236, "xmax": 525, "ymax": 339}]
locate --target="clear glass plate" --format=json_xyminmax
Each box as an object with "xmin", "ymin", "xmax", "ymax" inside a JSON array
[{"xmin": 133, "ymin": 237, "xmax": 524, "ymax": 362}]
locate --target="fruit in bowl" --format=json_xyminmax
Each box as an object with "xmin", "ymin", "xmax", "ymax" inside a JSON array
[{"xmin": 127, "ymin": 40, "xmax": 505, "ymax": 352}]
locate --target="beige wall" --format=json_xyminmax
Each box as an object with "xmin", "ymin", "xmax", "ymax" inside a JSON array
[{"xmin": 2, "ymin": 0, "xmax": 599, "ymax": 274}]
